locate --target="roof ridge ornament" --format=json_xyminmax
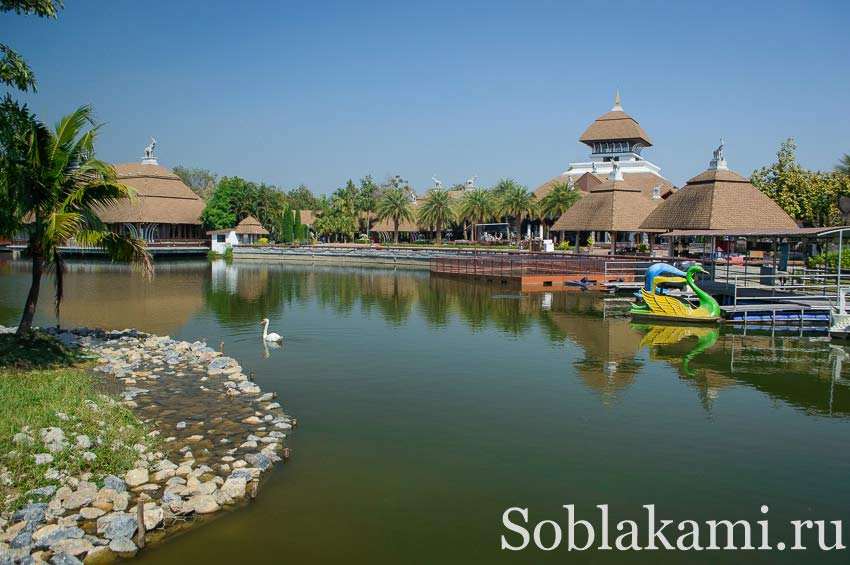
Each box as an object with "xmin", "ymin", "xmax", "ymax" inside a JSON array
[
  {"xmin": 142, "ymin": 137, "xmax": 158, "ymax": 165},
  {"xmin": 608, "ymin": 160, "xmax": 624, "ymax": 182},
  {"xmin": 611, "ymin": 89, "xmax": 622, "ymax": 112},
  {"xmin": 708, "ymin": 139, "xmax": 728, "ymax": 171}
]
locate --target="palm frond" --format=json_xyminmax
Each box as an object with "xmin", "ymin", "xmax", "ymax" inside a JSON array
[{"xmin": 77, "ymin": 230, "xmax": 153, "ymax": 279}]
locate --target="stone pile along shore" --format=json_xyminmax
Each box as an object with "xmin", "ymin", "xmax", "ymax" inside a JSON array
[{"xmin": 0, "ymin": 327, "xmax": 295, "ymax": 564}]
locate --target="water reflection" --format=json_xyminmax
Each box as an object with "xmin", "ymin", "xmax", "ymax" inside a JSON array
[{"xmin": 2, "ymin": 257, "xmax": 849, "ymax": 419}]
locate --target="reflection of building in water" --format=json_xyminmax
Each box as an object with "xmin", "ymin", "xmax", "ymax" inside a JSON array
[
  {"xmin": 547, "ymin": 309, "xmax": 644, "ymax": 401},
  {"xmin": 211, "ymin": 260, "xmax": 238, "ymax": 295},
  {"xmin": 634, "ymin": 325, "xmax": 850, "ymax": 416},
  {"xmin": 52, "ymin": 263, "xmax": 205, "ymax": 334}
]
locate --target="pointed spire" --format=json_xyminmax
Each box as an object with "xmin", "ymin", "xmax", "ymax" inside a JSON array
[{"xmin": 611, "ymin": 89, "xmax": 622, "ymax": 112}]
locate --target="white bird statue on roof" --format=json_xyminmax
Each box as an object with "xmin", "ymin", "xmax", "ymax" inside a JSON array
[{"xmin": 261, "ymin": 318, "xmax": 282, "ymax": 342}]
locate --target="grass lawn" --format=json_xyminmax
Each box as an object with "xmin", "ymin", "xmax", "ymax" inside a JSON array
[{"xmin": 0, "ymin": 333, "xmax": 156, "ymax": 515}]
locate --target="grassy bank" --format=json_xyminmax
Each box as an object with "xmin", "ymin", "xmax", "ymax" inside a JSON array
[{"xmin": 0, "ymin": 333, "xmax": 156, "ymax": 515}]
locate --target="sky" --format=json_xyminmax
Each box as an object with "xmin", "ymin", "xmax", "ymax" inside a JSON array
[{"xmin": 3, "ymin": 0, "xmax": 849, "ymax": 195}]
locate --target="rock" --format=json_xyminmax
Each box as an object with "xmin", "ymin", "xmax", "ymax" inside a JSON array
[
  {"xmin": 141, "ymin": 504, "xmax": 163, "ymax": 530},
  {"xmin": 26, "ymin": 486, "xmax": 57, "ymax": 498},
  {"xmin": 62, "ymin": 491, "xmax": 96, "ymax": 511},
  {"xmin": 221, "ymin": 477, "xmax": 247, "ymax": 500},
  {"xmin": 123, "ymin": 469, "xmax": 148, "ymax": 488},
  {"xmin": 151, "ymin": 469, "xmax": 175, "ymax": 482},
  {"xmin": 153, "ymin": 459, "xmax": 177, "ymax": 472},
  {"xmin": 245, "ymin": 453, "xmax": 273, "ymax": 471},
  {"xmin": 111, "ymin": 492, "xmax": 129, "ymax": 512},
  {"xmin": 34, "ymin": 453, "xmax": 54, "ymax": 465},
  {"xmin": 185, "ymin": 435, "xmax": 204, "ymax": 442},
  {"xmin": 188, "ymin": 495, "xmax": 219, "ymax": 514},
  {"xmin": 13, "ymin": 503, "xmax": 49, "ymax": 525},
  {"xmin": 34, "ymin": 527, "xmax": 84, "ymax": 550},
  {"xmin": 50, "ymin": 537, "xmax": 92, "ymax": 557},
  {"xmin": 32, "ymin": 524, "xmax": 60, "ymax": 542},
  {"xmin": 239, "ymin": 441, "xmax": 258, "ymax": 449},
  {"xmin": 175, "ymin": 421, "xmax": 187, "ymax": 430},
  {"xmin": 49, "ymin": 553, "xmax": 84, "ymax": 565},
  {"xmin": 81, "ymin": 452, "xmax": 97, "ymax": 462},
  {"xmin": 241, "ymin": 416, "xmax": 262, "ymax": 425},
  {"xmin": 96, "ymin": 513, "xmax": 136, "ymax": 540},
  {"xmin": 40, "ymin": 427, "xmax": 68, "ymax": 453},
  {"xmin": 75, "ymin": 436, "xmax": 92, "ymax": 450},
  {"xmin": 107, "ymin": 537, "xmax": 136, "ymax": 556},
  {"xmin": 81, "ymin": 545, "xmax": 115, "ymax": 564},
  {"xmin": 102, "ymin": 476, "xmax": 125, "ymax": 493},
  {"xmin": 79, "ymin": 507, "xmax": 105, "ymax": 520},
  {"xmin": 12, "ymin": 433, "xmax": 34, "ymax": 447}
]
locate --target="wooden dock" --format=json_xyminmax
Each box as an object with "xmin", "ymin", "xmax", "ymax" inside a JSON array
[{"xmin": 430, "ymin": 253, "xmax": 645, "ymax": 292}]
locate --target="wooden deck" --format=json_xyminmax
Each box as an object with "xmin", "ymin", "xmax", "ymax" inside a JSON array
[{"xmin": 430, "ymin": 253, "xmax": 643, "ymax": 292}]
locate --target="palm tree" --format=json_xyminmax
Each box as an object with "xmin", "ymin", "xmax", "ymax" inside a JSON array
[
  {"xmin": 540, "ymin": 180, "xmax": 582, "ymax": 238},
  {"xmin": 458, "ymin": 188, "xmax": 495, "ymax": 242},
  {"xmin": 492, "ymin": 178, "xmax": 520, "ymax": 227},
  {"xmin": 837, "ymin": 153, "xmax": 850, "ymax": 176},
  {"xmin": 376, "ymin": 188, "xmax": 414, "ymax": 244},
  {"xmin": 417, "ymin": 188, "xmax": 454, "ymax": 245},
  {"xmin": 0, "ymin": 102, "xmax": 152, "ymax": 336},
  {"xmin": 498, "ymin": 183, "xmax": 536, "ymax": 248}
]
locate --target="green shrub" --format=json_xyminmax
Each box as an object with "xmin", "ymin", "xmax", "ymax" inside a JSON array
[
  {"xmin": 257, "ymin": 237, "xmax": 269, "ymax": 245},
  {"xmin": 807, "ymin": 247, "xmax": 850, "ymax": 270},
  {"xmin": 637, "ymin": 242, "xmax": 649, "ymax": 253},
  {"xmin": 557, "ymin": 241, "xmax": 573, "ymax": 251}
]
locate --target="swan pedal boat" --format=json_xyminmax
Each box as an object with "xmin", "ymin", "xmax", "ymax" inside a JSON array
[{"xmin": 631, "ymin": 265, "xmax": 723, "ymax": 325}]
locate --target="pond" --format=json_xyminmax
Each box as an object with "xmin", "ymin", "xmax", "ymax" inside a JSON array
[{"xmin": 1, "ymin": 257, "xmax": 849, "ymax": 564}]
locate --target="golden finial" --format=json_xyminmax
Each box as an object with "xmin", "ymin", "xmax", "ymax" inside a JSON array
[{"xmin": 615, "ymin": 89, "xmax": 621, "ymax": 107}]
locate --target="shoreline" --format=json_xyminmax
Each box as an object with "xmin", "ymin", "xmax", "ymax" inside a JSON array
[{"xmin": 0, "ymin": 326, "xmax": 294, "ymax": 563}]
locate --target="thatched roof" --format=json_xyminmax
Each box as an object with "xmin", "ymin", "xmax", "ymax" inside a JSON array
[
  {"xmin": 640, "ymin": 166, "xmax": 797, "ymax": 231},
  {"xmin": 579, "ymin": 106, "xmax": 653, "ymax": 147},
  {"xmin": 208, "ymin": 215, "xmax": 269, "ymax": 236},
  {"xmin": 233, "ymin": 215, "xmax": 269, "ymax": 235},
  {"xmin": 534, "ymin": 172, "xmax": 603, "ymax": 200},
  {"xmin": 534, "ymin": 171, "xmax": 674, "ymax": 202},
  {"xmin": 299, "ymin": 210, "xmax": 319, "ymax": 226},
  {"xmin": 550, "ymin": 184, "xmax": 662, "ymax": 233},
  {"xmin": 97, "ymin": 163, "xmax": 205, "ymax": 225}
]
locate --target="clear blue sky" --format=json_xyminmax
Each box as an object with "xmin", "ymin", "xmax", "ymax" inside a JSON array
[{"xmin": 3, "ymin": 0, "xmax": 849, "ymax": 194}]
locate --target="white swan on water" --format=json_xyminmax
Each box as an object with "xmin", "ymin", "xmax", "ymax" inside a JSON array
[{"xmin": 261, "ymin": 318, "xmax": 282, "ymax": 342}]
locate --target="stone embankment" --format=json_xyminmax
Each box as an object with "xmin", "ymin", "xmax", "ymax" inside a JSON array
[{"xmin": 0, "ymin": 327, "xmax": 295, "ymax": 564}]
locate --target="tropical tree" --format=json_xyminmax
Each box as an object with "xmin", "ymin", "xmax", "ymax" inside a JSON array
[
  {"xmin": 287, "ymin": 184, "xmax": 320, "ymax": 210},
  {"xmin": 173, "ymin": 165, "xmax": 217, "ymax": 200},
  {"xmin": 1, "ymin": 0, "xmax": 63, "ymax": 92},
  {"xmin": 280, "ymin": 203, "xmax": 294, "ymax": 243},
  {"xmin": 498, "ymin": 182, "xmax": 537, "ymax": 248},
  {"xmin": 313, "ymin": 185, "xmax": 358, "ymax": 242},
  {"xmin": 356, "ymin": 175, "xmax": 380, "ymax": 236},
  {"xmin": 837, "ymin": 153, "xmax": 850, "ymax": 176},
  {"xmin": 376, "ymin": 188, "xmax": 414, "ymax": 244},
  {"xmin": 540, "ymin": 180, "xmax": 581, "ymax": 238},
  {"xmin": 0, "ymin": 102, "xmax": 152, "ymax": 336},
  {"xmin": 457, "ymin": 188, "xmax": 495, "ymax": 241},
  {"xmin": 751, "ymin": 139, "xmax": 850, "ymax": 227},
  {"xmin": 417, "ymin": 188, "xmax": 455, "ymax": 245}
]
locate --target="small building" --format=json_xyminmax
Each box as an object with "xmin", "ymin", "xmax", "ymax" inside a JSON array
[
  {"xmin": 208, "ymin": 216, "xmax": 270, "ymax": 253},
  {"xmin": 535, "ymin": 92, "xmax": 677, "ymax": 203},
  {"xmin": 640, "ymin": 146, "xmax": 797, "ymax": 232},
  {"xmin": 549, "ymin": 164, "xmax": 663, "ymax": 253},
  {"xmin": 97, "ymin": 145, "xmax": 206, "ymax": 242}
]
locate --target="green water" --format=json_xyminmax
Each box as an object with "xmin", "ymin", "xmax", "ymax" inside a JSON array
[{"xmin": 1, "ymin": 257, "xmax": 849, "ymax": 564}]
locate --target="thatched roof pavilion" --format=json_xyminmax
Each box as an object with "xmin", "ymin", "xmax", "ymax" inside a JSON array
[
  {"xmin": 207, "ymin": 215, "xmax": 269, "ymax": 236},
  {"xmin": 102, "ymin": 163, "xmax": 206, "ymax": 225},
  {"xmin": 578, "ymin": 97, "xmax": 653, "ymax": 147},
  {"xmin": 549, "ymin": 162, "xmax": 664, "ymax": 248},
  {"xmin": 640, "ymin": 149, "xmax": 797, "ymax": 231}
]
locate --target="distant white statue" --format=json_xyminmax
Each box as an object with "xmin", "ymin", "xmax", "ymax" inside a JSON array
[
  {"xmin": 432, "ymin": 176, "xmax": 443, "ymax": 189},
  {"xmin": 713, "ymin": 139, "xmax": 725, "ymax": 161},
  {"xmin": 465, "ymin": 176, "xmax": 477, "ymax": 189},
  {"xmin": 144, "ymin": 137, "xmax": 156, "ymax": 158}
]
